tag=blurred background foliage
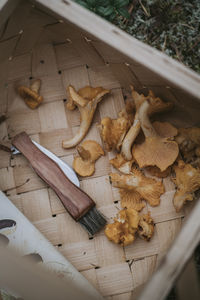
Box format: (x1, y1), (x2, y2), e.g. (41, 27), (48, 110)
(74, 0), (200, 74)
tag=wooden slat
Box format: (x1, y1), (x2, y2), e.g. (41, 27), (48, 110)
(10, 188), (52, 222)
(131, 255), (157, 288)
(138, 200), (200, 300)
(0, 2), (200, 298)
(32, 43), (58, 77)
(60, 240), (98, 271)
(7, 53), (31, 81)
(125, 228), (159, 261)
(7, 109), (41, 137)
(38, 101), (68, 132)
(88, 65), (121, 90)
(96, 263), (133, 296)
(35, 0), (200, 99)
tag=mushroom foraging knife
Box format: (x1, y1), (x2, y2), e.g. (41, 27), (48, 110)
(11, 132), (106, 235)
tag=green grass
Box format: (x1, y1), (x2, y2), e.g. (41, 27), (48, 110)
(74, 0), (200, 74)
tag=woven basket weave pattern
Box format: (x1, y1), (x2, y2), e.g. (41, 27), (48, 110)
(0, 1), (200, 299)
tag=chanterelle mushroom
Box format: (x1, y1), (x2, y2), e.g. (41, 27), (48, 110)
(138, 213), (154, 241)
(110, 153), (134, 174)
(121, 86), (173, 161)
(73, 140), (104, 177)
(175, 127), (200, 168)
(105, 208), (140, 246)
(145, 121), (178, 178)
(100, 115), (130, 152)
(109, 167), (165, 206)
(132, 99), (179, 171)
(172, 160), (200, 212)
(63, 85), (109, 148)
(175, 127), (200, 154)
(119, 189), (145, 212)
(18, 79), (43, 109)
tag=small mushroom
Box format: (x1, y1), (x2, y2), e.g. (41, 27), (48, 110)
(121, 86), (174, 160)
(138, 213), (154, 241)
(175, 127), (200, 151)
(63, 85), (109, 148)
(99, 115), (130, 152)
(109, 167), (165, 206)
(132, 99), (179, 171)
(172, 160), (200, 212)
(105, 208), (140, 246)
(73, 140), (104, 177)
(152, 121), (178, 139)
(18, 79), (43, 109)
(175, 127), (200, 167)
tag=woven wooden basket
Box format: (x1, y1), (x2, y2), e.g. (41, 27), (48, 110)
(0, 1), (200, 299)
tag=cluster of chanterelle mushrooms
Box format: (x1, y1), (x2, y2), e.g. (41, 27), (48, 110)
(18, 81), (200, 247)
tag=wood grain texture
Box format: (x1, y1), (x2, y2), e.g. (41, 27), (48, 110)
(0, 1), (200, 298)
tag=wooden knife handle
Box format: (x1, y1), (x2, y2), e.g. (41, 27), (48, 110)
(12, 132), (95, 221)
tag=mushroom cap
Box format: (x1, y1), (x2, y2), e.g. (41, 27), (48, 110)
(73, 140), (104, 177)
(30, 79), (41, 93)
(145, 122), (176, 177)
(18, 85), (43, 109)
(133, 137), (179, 172)
(153, 121), (178, 138)
(105, 208), (139, 246)
(175, 127), (200, 155)
(109, 172), (139, 190)
(148, 90), (174, 115)
(131, 86), (173, 116)
(146, 166), (171, 178)
(110, 153), (134, 174)
(120, 189), (145, 211)
(73, 156), (95, 177)
(100, 116), (130, 151)
(80, 140), (104, 162)
(173, 160), (200, 212)
(110, 153), (128, 169)
(138, 213), (154, 241)
(67, 85), (89, 108)
(110, 169), (164, 206)
(78, 86), (105, 100)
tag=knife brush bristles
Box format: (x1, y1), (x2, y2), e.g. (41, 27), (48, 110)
(79, 207), (107, 236)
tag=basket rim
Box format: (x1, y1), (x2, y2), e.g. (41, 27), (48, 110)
(28, 0), (200, 100)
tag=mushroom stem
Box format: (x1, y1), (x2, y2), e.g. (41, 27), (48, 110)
(62, 103), (96, 148)
(62, 87), (109, 148)
(133, 98), (179, 171)
(121, 86), (173, 160)
(138, 100), (158, 138)
(121, 86), (145, 160)
(121, 113), (141, 160)
(30, 79), (40, 93)
(77, 145), (91, 161)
